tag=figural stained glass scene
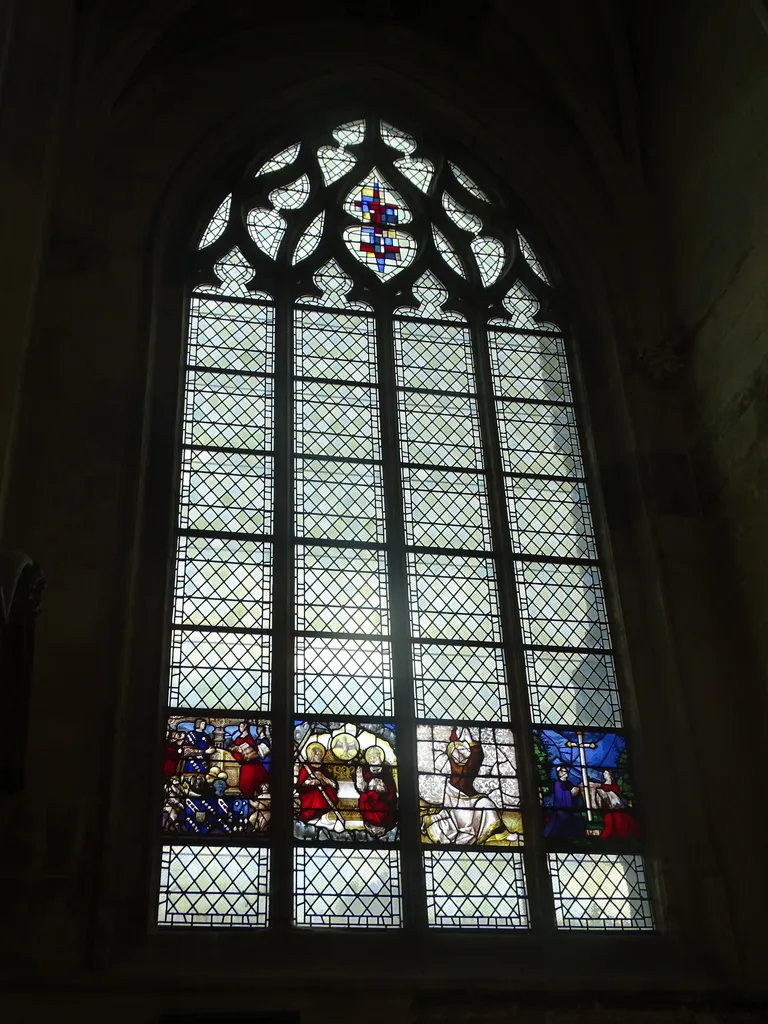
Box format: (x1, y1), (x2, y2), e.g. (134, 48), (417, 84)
(294, 720), (398, 842)
(533, 728), (640, 847)
(157, 115), (654, 931)
(418, 725), (523, 846)
(162, 716), (271, 836)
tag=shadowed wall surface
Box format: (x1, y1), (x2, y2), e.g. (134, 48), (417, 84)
(0, 0), (766, 1018)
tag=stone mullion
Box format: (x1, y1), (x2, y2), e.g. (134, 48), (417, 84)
(268, 290), (294, 930)
(376, 303), (426, 930)
(469, 314), (555, 932)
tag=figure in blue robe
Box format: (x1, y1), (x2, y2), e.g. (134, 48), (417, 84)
(181, 719), (214, 775)
(543, 765), (587, 840)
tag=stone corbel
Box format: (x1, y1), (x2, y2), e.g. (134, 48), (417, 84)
(0, 552), (43, 622)
(634, 329), (686, 385)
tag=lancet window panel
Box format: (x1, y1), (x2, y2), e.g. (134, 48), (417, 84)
(157, 115), (655, 935)
(178, 449), (273, 536)
(489, 329), (572, 404)
(424, 850), (529, 929)
(182, 370), (274, 453)
(407, 553), (502, 644)
(294, 307), (377, 384)
(294, 380), (381, 461)
(188, 298), (275, 375)
(172, 536), (272, 632)
(412, 643), (510, 722)
(168, 629), (272, 712)
(295, 636), (393, 716)
(398, 391), (485, 470)
(394, 319), (475, 395)
(402, 467), (492, 553)
(296, 545), (389, 636)
(296, 458), (385, 544)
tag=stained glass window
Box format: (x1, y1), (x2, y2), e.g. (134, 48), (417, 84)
(159, 117), (654, 934)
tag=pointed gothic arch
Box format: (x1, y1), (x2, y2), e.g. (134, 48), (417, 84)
(156, 115), (654, 933)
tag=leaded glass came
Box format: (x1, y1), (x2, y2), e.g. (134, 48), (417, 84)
(158, 117), (654, 934)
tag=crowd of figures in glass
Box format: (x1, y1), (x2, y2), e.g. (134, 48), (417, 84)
(162, 717), (271, 835)
(156, 115), (654, 931)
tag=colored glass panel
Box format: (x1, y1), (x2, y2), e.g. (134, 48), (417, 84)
(162, 716), (271, 836)
(356, 181), (400, 272)
(417, 724), (522, 846)
(533, 728), (639, 847)
(293, 720), (398, 841)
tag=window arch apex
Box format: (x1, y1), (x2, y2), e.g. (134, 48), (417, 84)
(193, 115), (558, 326)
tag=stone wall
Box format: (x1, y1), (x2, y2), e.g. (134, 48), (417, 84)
(0, 0), (765, 1009)
(632, 0), (768, 983)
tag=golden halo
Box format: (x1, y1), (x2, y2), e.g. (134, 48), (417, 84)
(305, 742), (326, 761)
(447, 739), (472, 763)
(364, 745), (385, 765)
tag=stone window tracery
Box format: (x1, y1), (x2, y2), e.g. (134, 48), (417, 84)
(157, 117), (653, 933)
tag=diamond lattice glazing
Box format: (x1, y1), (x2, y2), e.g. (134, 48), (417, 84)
(173, 536), (272, 631)
(296, 545), (389, 635)
(294, 848), (402, 928)
(403, 468), (491, 551)
(183, 370), (273, 452)
(179, 449), (273, 535)
(514, 561), (611, 650)
(295, 380), (380, 460)
(413, 643), (509, 721)
(158, 845), (270, 927)
(548, 853), (653, 930)
(296, 459), (385, 544)
(524, 649), (621, 728)
(408, 553), (501, 642)
(505, 476), (596, 560)
(295, 635), (393, 716)
(424, 850), (529, 928)
(168, 629), (271, 711)
(188, 298), (274, 374)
